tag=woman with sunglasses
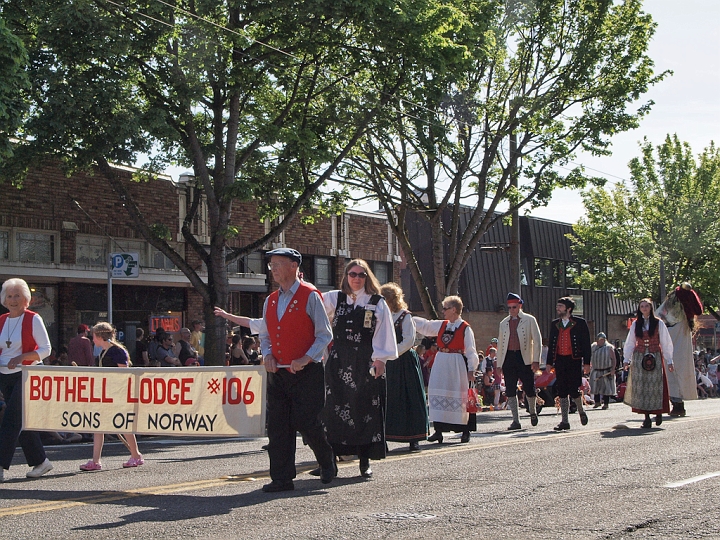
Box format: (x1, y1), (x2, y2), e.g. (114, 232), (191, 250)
(622, 298), (674, 428)
(322, 259), (397, 478)
(413, 296), (480, 444)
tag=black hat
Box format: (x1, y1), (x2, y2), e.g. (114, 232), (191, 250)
(266, 247), (302, 265)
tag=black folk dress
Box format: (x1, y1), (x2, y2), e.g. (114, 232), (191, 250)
(324, 293), (387, 461)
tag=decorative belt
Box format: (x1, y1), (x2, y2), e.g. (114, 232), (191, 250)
(438, 348), (464, 353)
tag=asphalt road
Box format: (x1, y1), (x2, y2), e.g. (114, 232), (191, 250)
(2, 399), (720, 539)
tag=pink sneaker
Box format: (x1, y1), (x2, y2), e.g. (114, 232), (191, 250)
(123, 457), (145, 468)
(79, 460), (102, 471)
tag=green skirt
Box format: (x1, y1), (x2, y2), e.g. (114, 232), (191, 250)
(385, 349), (429, 442)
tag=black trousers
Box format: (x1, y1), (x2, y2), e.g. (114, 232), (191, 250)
(0, 371), (47, 470)
(266, 362), (334, 483)
(503, 350), (535, 398)
(554, 354), (582, 399)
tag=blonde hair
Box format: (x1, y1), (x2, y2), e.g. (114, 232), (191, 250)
(340, 259), (382, 296)
(380, 282), (407, 312)
(92, 322), (131, 364)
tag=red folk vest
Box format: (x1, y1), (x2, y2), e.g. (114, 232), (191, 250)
(557, 325), (573, 356)
(265, 282), (319, 367)
(437, 320), (468, 353)
(0, 309), (39, 364)
(634, 329), (661, 353)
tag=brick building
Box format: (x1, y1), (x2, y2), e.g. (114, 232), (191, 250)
(0, 162), (401, 352)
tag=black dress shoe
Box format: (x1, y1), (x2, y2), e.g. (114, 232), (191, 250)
(460, 432), (470, 443)
(553, 422), (570, 431)
(359, 457), (372, 478)
(427, 431), (443, 443)
(579, 411), (588, 426)
(641, 417), (652, 429)
(262, 480), (294, 493)
(320, 462), (338, 484)
(507, 421), (522, 431)
(530, 414), (538, 427)
(308, 467), (321, 476)
(655, 414), (663, 426)
(409, 441), (421, 452)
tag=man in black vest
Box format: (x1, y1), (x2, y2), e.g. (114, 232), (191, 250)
(547, 297), (592, 431)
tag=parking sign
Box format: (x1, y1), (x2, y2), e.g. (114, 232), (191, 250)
(110, 252), (139, 278)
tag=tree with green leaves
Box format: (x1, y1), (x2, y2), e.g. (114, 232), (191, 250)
(341, 0), (667, 317)
(1, 0), (465, 361)
(0, 17), (29, 161)
(571, 135), (720, 316)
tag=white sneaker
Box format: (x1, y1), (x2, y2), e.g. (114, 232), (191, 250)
(26, 458), (53, 478)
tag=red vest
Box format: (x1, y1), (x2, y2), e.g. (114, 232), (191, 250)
(634, 329), (661, 353)
(437, 320), (468, 353)
(265, 282), (319, 367)
(557, 325), (573, 356)
(0, 309), (39, 364)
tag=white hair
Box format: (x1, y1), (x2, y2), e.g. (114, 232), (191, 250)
(1, 278), (32, 306)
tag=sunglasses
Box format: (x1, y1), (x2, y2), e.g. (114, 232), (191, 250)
(348, 271), (367, 279)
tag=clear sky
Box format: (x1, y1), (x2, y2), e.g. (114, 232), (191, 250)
(530, 0), (720, 224)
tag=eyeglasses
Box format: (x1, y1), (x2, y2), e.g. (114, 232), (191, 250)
(348, 271), (367, 279)
(441, 305), (452, 310)
(508, 305), (520, 309)
(267, 262), (288, 270)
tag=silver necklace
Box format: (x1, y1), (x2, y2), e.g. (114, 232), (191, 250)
(4, 315), (23, 348)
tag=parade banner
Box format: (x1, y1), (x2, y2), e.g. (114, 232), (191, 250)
(22, 365), (266, 437)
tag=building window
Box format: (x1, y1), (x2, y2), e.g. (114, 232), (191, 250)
(566, 263), (581, 289)
(0, 231), (8, 260)
(228, 251), (264, 275)
(17, 232), (55, 263)
(150, 245), (176, 270)
(534, 258), (552, 287)
(314, 257), (333, 287)
(114, 240), (147, 267)
(372, 261), (391, 285)
(76, 236), (107, 266)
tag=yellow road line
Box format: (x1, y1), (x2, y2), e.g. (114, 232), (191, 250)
(0, 413), (710, 517)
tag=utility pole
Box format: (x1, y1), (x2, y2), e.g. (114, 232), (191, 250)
(509, 131), (521, 293)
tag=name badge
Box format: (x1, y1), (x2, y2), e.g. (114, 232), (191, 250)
(364, 309), (374, 328)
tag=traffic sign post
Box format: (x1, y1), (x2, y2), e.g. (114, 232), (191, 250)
(108, 252), (140, 324)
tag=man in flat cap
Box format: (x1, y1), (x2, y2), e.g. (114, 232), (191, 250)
(214, 247), (336, 492)
(589, 332), (616, 410)
(547, 297), (592, 430)
(497, 293), (542, 430)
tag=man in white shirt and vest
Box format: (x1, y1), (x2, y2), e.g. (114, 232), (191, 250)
(214, 248), (335, 493)
(497, 293), (542, 430)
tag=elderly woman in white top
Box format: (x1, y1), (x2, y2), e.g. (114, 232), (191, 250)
(0, 278), (54, 482)
(623, 298), (674, 428)
(322, 259), (397, 478)
(414, 295), (480, 444)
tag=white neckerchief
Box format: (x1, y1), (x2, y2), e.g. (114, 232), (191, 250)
(347, 289), (372, 307)
(446, 318), (464, 331)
